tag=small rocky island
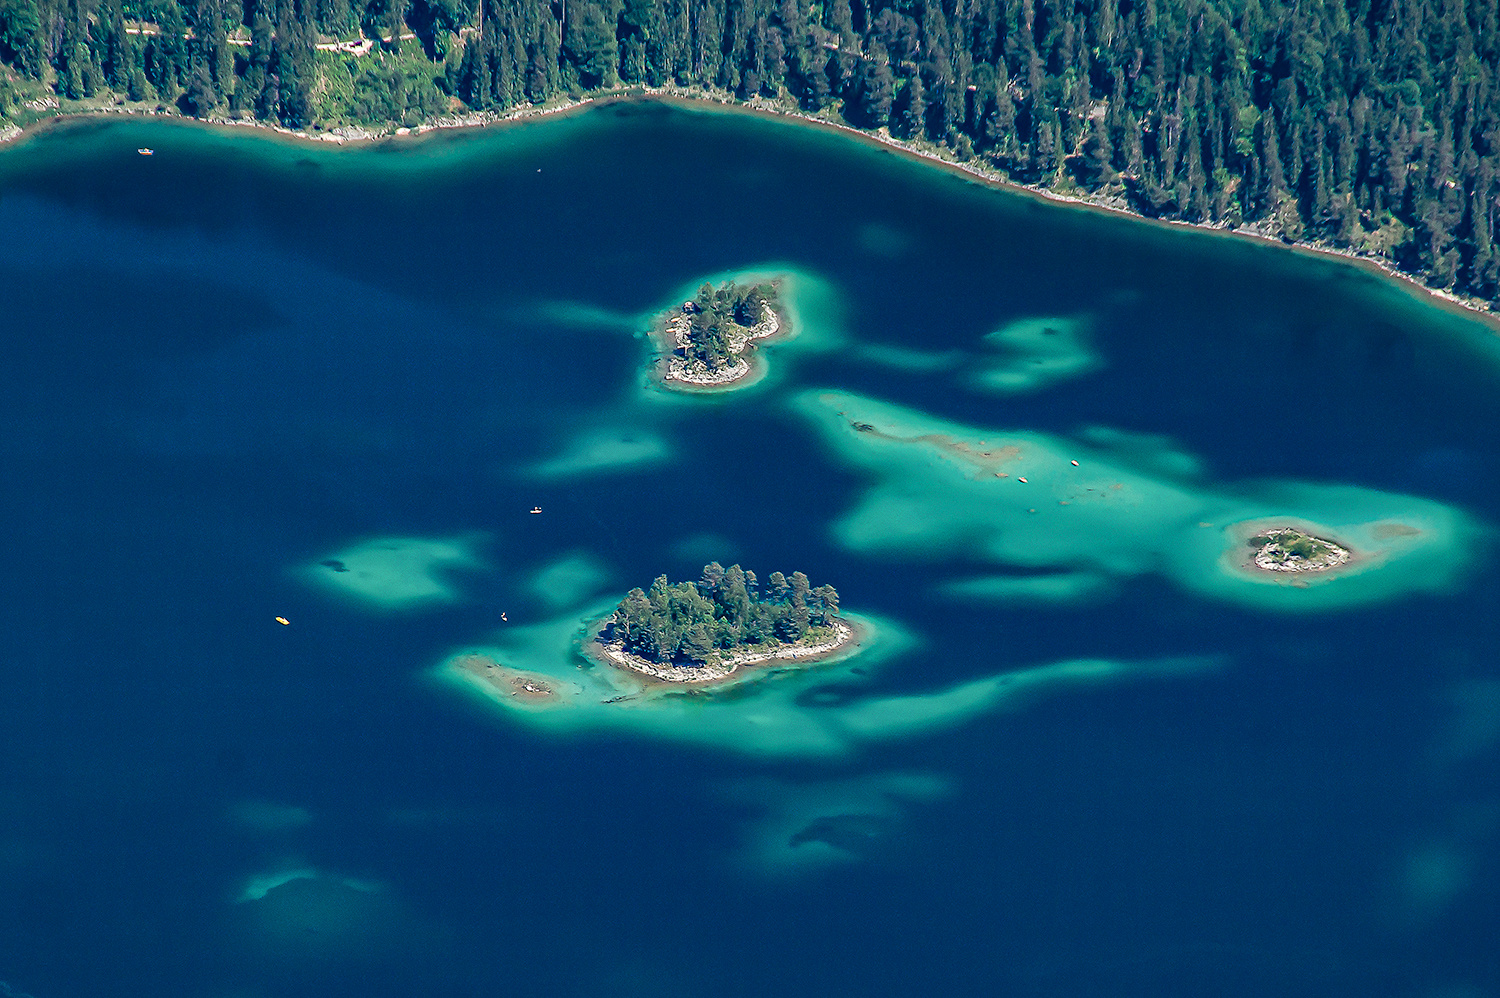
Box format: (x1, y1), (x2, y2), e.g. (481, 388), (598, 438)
(655, 281), (783, 388)
(1246, 526), (1352, 573)
(590, 562), (853, 683)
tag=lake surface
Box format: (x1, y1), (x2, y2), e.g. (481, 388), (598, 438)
(2, 101), (1499, 998)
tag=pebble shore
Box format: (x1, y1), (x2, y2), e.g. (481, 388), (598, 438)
(593, 620), (854, 684)
(662, 302), (781, 388)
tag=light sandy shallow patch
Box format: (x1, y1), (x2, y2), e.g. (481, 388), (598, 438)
(227, 800), (313, 833)
(1388, 840), (1476, 925)
(1188, 496), (1480, 609)
(235, 868), (383, 904)
(855, 221), (913, 258)
(795, 389), (1485, 612)
(523, 300), (641, 332)
(937, 570), (1114, 605)
(301, 535), (485, 610)
(670, 531), (740, 565)
(226, 866), (422, 966)
(432, 599), (1220, 758)
(530, 428), (669, 478)
(527, 552), (611, 610)
(721, 770), (954, 874)
(968, 314), (1101, 394)
(1076, 425), (1206, 480)
(450, 653), (587, 705)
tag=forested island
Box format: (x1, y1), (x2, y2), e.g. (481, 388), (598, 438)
(2, 0), (1498, 307)
(590, 562), (852, 683)
(655, 280), (782, 387)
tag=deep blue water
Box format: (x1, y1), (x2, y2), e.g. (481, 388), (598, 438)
(1, 102), (1499, 997)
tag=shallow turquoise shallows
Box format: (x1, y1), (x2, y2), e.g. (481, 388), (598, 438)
(2, 101), (1499, 998)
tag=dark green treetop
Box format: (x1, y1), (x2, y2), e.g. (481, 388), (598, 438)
(607, 562), (839, 665)
(677, 280), (777, 372)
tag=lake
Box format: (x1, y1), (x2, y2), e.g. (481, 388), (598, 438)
(1, 100), (1498, 998)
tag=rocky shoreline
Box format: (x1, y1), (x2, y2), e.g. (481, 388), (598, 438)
(0, 94), (590, 146)
(1248, 527), (1352, 573)
(661, 301), (781, 388)
(591, 618), (854, 684)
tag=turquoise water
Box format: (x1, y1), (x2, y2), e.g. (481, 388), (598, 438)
(2, 102), (1499, 997)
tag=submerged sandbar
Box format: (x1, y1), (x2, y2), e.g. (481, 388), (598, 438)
(434, 600), (1218, 758)
(451, 653), (582, 706)
(794, 389), (1480, 612)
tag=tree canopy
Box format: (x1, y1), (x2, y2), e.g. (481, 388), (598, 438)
(607, 562), (840, 665)
(676, 280), (775, 371)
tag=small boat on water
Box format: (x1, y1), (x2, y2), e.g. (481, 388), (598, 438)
(137, 148), (154, 156)
(529, 507), (543, 514)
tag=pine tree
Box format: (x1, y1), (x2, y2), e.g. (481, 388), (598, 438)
(852, 41), (894, 127)
(892, 71), (924, 138)
(1080, 113), (1113, 184)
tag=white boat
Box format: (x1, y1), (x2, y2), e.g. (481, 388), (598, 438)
(137, 148), (154, 156)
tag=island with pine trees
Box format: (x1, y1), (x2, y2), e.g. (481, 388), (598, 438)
(586, 562), (854, 683)
(652, 280), (786, 390)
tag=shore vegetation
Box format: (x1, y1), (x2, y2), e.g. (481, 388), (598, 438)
(602, 562), (841, 670)
(657, 280), (781, 386)
(2, 0), (1497, 308)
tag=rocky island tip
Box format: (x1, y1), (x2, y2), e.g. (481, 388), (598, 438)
(652, 279), (788, 392)
(451, 654), (582, 706)
(1219, 518), (1378, 586)
(586, 562), (853, 684)
(1243, 526), (1352, 574)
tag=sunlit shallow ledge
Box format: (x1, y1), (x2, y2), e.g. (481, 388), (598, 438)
(795, 389), (1486, 613)
(235, 867), (383, 904)
(527, 429), (670, 479)
(430, 601), (1222, 758)
(430, 604), (902, 758)
(300, 535), (487, 610)
(1186, 498), (1483, 610)
(447, 608), (873, 708)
